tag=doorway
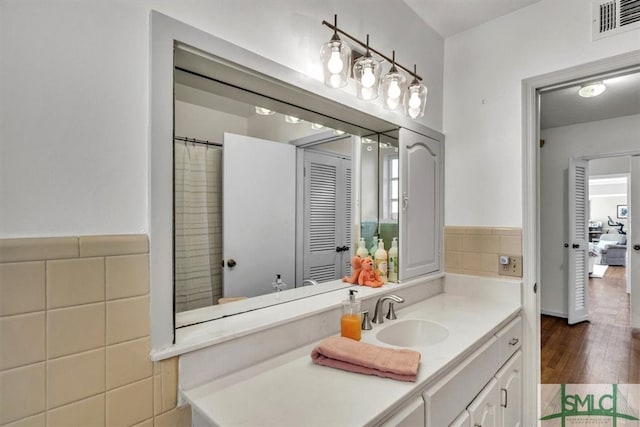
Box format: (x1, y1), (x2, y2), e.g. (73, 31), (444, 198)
(521, 50), (640, 422)
(538, 72), (639, 383)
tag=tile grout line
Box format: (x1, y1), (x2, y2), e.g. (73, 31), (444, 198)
(103, 254), (107, 425)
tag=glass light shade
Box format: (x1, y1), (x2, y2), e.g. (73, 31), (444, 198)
(320, 36), (351, 89)
(255, 106), (275, 115)
(381, 68), (406, 110)
(578, 82), (606, 98)
(404, 79), (427, 119)
(353, 55), (381, 100)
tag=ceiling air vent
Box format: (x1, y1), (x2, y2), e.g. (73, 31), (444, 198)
(593, 0), (640, 39)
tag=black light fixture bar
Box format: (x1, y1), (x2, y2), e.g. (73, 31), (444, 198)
(322, 15), (423, 81)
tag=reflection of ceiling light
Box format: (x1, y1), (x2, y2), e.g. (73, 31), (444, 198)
(333, 130), (345, 136)
(578, 82), (606, 98)
(362, 138), (374, 144)
(379, 142), (390, 148)
(311, 123), (324, 130)
(285, 115), (303, 124)
(255, 106), (275, 115)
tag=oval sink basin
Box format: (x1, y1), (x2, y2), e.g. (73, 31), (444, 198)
(375, 319), (449, 347)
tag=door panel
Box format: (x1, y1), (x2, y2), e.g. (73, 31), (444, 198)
(568, 158), (589, 324)
(303, 151), (352, 282)
(631, 155), (640, 328)
(223, 133), (296, 298)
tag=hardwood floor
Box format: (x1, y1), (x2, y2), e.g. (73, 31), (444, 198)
(541, 266), (640, 384)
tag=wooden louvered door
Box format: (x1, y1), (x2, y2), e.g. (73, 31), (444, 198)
(568, 158), (589, 324)
(303, 151), (352, 283)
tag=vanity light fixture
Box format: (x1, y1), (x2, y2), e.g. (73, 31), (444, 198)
(321, 15), (427, 120)
(352, 35), (381, 101)
(285, 115), (303, 124)
(404, 64), (427, 119)
(255, 106), (275, 115)
(320, 15), (351, 88)
(578, 82), (606, 98)
(381, 51), (406, 110)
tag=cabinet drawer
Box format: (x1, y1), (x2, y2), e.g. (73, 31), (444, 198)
(423, 337), (499, 427)
(496, 316), (522, 367)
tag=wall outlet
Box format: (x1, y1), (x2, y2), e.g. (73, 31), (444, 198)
(498, 255), (523, 277)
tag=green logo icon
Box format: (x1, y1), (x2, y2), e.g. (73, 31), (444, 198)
(541, 384), (639, 426)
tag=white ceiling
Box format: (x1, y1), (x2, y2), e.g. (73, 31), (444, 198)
(403, 0), (542, 38)
(402, 2), (640, 129)
(540, 72), (640, 129)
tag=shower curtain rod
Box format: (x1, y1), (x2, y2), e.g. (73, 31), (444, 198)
(174, 136), (222, 147)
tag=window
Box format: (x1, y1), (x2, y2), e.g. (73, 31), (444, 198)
(383, 153), (399, 221)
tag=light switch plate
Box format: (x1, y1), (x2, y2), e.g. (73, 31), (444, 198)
(498, 255), (522, 277)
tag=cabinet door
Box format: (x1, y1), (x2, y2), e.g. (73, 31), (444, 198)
(468, 378), (499, 427)
(450, 410), (470, 427)
(303, 151), (352, 282)
(380, 396), (425, 427)
(496, 350), (522, 427)
(399, 128), (443, 280)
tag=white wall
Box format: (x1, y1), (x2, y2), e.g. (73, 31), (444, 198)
(590, 156), (630, 175)
(539, 115), (639, 316)
(590, 195), (628, 234)
(443, 0), (640, 227)
(0, 0), (443, 238)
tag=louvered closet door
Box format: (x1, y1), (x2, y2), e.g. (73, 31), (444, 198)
(568, 158), (589, 324)
(303, 151), (351, 282)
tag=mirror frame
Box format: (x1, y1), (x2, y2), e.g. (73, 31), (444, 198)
(150, 11), (443, 353)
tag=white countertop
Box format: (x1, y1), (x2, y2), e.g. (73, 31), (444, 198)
(182, 289), (521, 427)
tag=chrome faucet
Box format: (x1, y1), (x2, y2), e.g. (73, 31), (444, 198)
(372, 294), (405, 324)
(302, 279), (319, 286)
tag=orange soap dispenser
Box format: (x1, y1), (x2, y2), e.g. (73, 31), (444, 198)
(341, 289), (361, 341)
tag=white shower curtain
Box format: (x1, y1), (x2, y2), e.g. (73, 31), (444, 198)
(174, 141), (223, 312)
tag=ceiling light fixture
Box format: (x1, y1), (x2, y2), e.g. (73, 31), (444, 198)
(320, 15), (351, 89)
(285, 115), (303, 124)
(333, 129), (346, 136)
(321, 15), (427, 120)
(255, 106), (275, 115)
(578, 82), (607, 98)
(311, 123), (324, 130)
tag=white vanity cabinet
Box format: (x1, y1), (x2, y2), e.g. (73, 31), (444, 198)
(496, 351), (523, 427)
(380, 397), (425, 427)
(422, 315), (522, 427)
(399, 128), (443, 281)
(450, 410), (470, 427)
(467, 378), (499, 427)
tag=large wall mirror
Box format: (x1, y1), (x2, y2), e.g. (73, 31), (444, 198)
(172, 44), (400, 328)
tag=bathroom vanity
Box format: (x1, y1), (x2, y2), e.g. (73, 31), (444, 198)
(180, 274), (522, 426)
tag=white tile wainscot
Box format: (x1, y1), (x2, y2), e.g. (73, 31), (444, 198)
(179, 274), (521, 426)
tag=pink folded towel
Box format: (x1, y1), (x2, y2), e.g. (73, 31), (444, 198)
(310, 336), (421, 382)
